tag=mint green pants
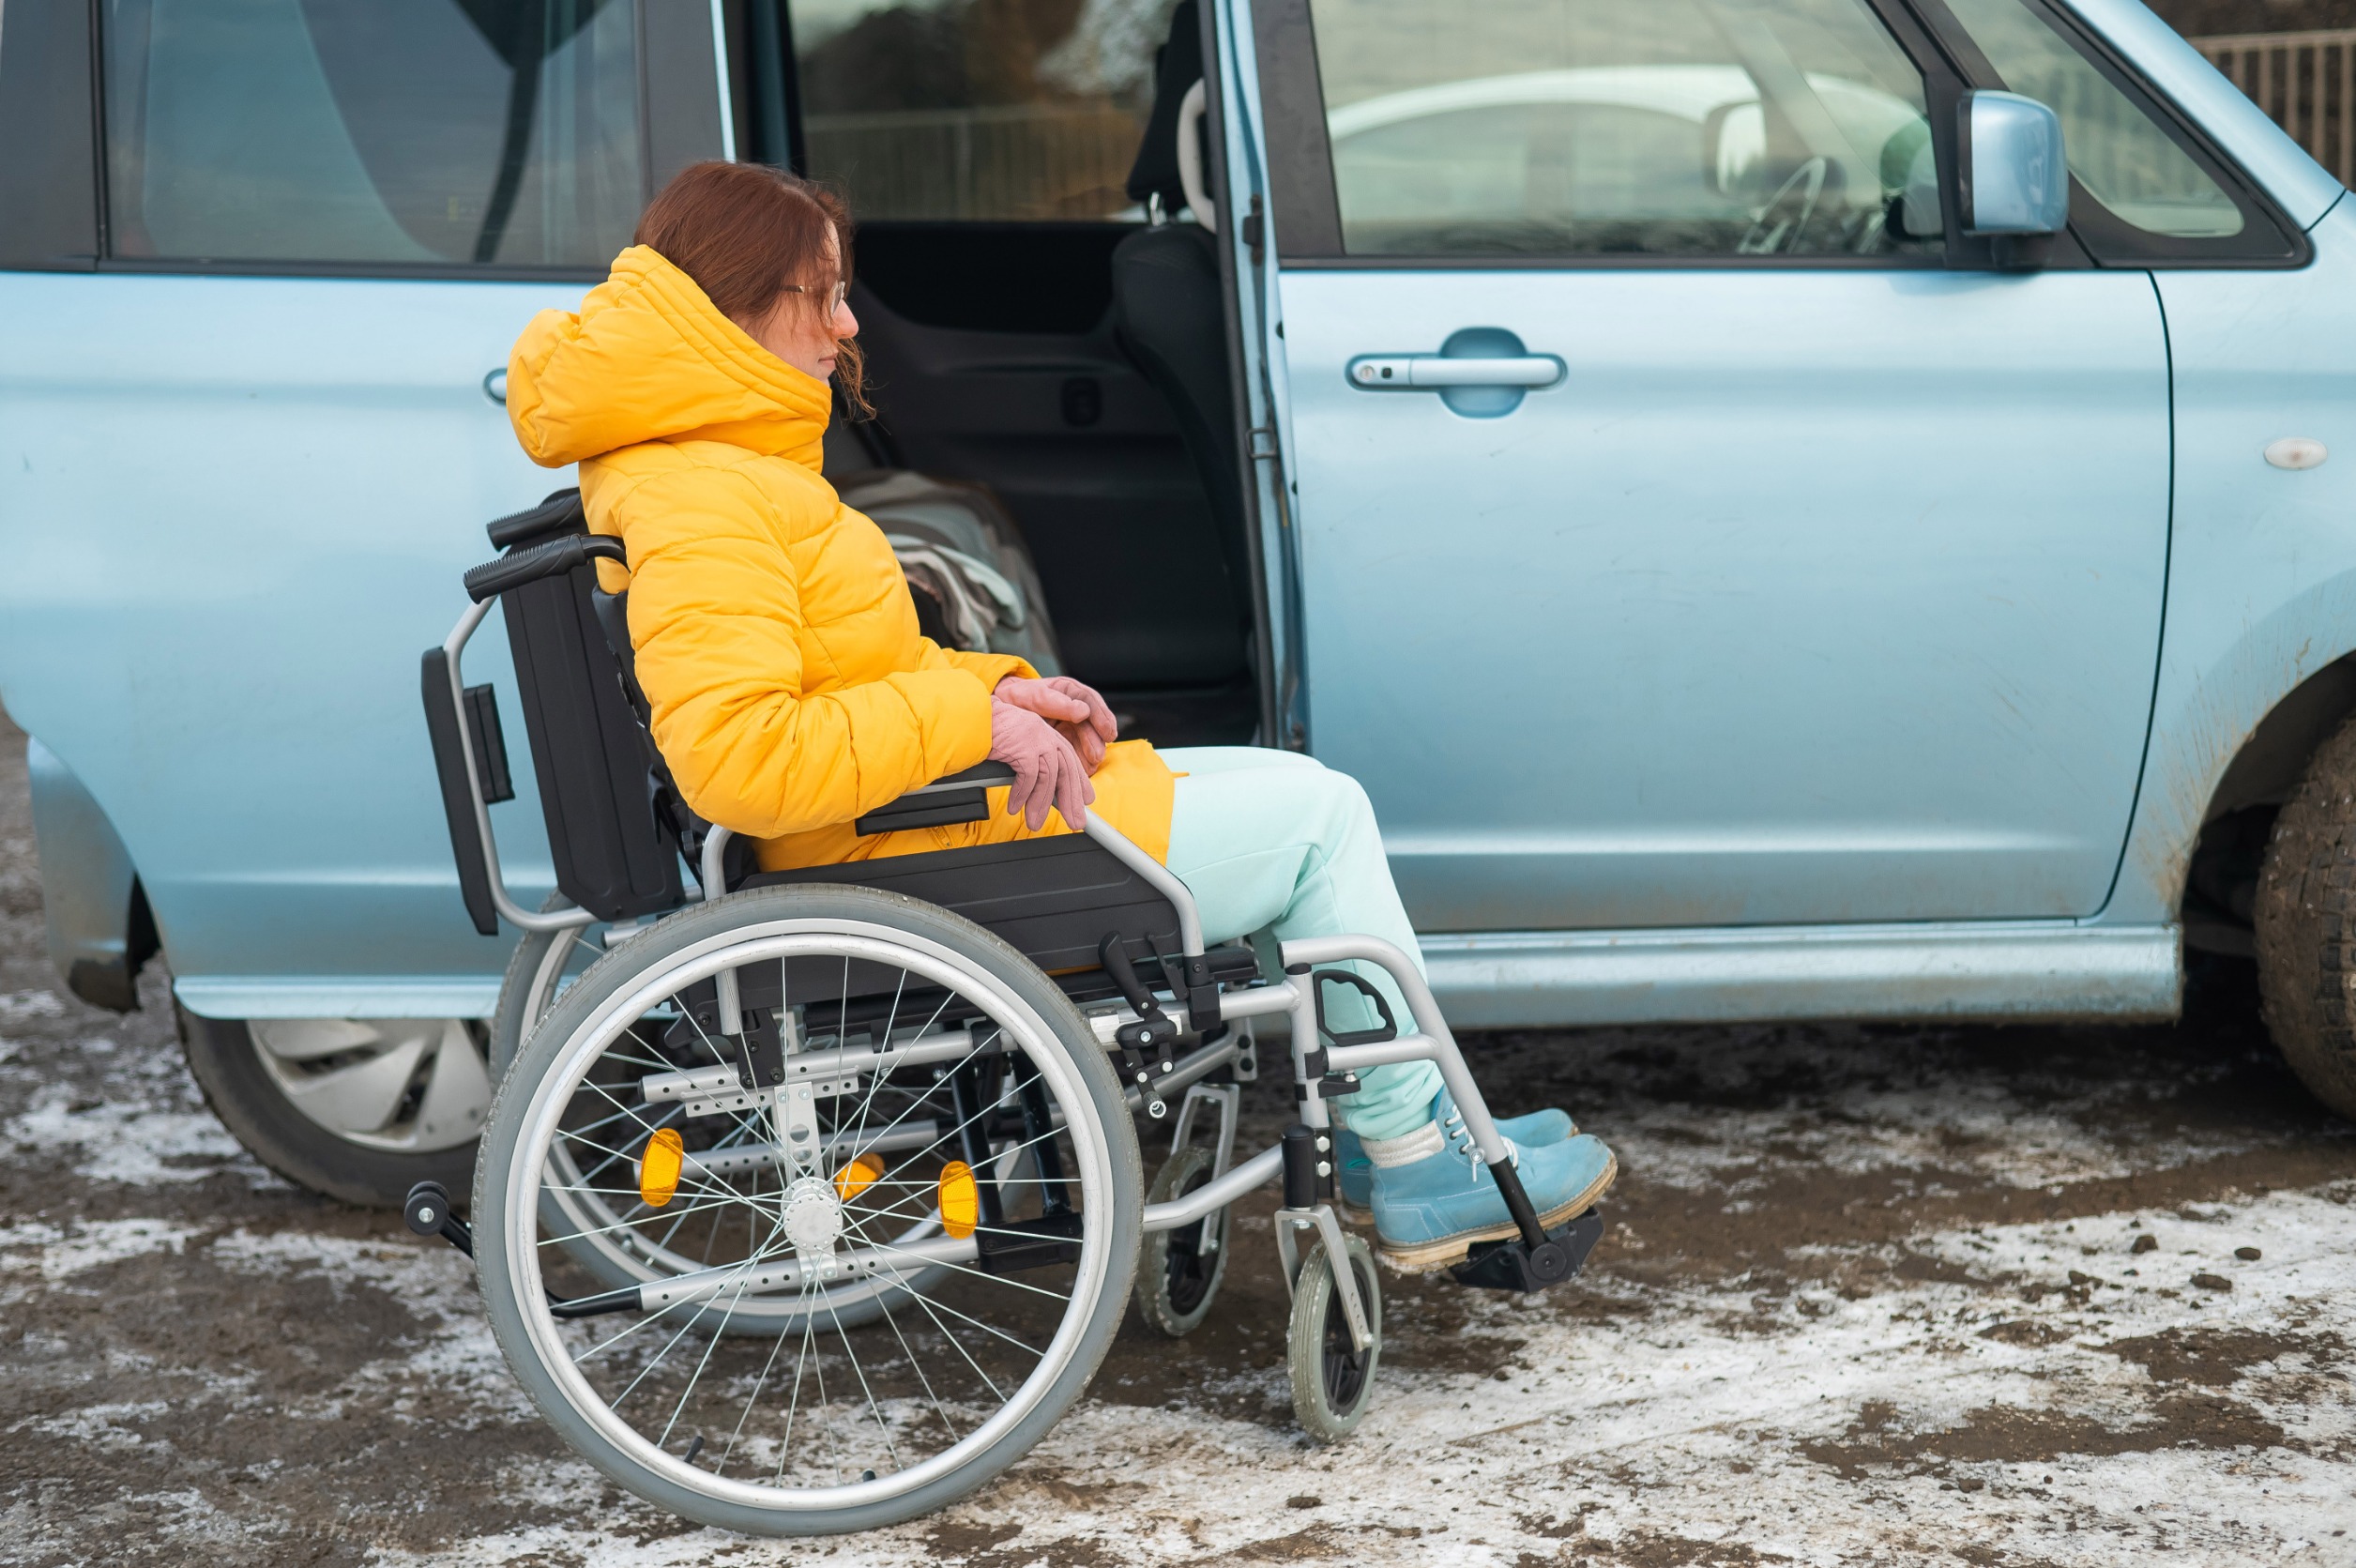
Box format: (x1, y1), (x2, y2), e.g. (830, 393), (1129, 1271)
(1161, 747), (1443, 1141)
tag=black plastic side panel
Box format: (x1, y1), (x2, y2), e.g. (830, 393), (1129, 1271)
(502, 565), (684, 921)
(747, 834), (1181, 974)
(0, 0), (101, 268)
(1251, 0), (1342, 259)
(462, 684), (515, 803)
(421, 650), (501, 936)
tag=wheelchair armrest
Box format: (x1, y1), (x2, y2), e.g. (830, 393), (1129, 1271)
(853, 761), (1017, 836)
(464, 533), (626, 602)
(900, 761), (1015, 796)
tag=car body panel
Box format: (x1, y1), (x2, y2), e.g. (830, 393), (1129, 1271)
(24, 736), (144, 1009)
(2105, 194), (2356, 929)
(1420, 918), (2180, 1027)
(1278, 264), (2170, 933)
(0, 272), (563, 1017)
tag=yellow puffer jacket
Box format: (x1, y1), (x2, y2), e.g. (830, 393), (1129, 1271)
(506, 245), (1173, 871)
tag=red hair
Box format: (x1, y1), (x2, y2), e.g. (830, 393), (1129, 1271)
(634, 161), (870, 416)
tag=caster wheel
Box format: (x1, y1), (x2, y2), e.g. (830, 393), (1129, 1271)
(1287, 1233), (1381, 1442)
(1135, 1144), (1230, 1336)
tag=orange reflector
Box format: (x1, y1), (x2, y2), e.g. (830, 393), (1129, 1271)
(834, 1152), (885, 1203)
(638, 1127), (684, 1208)
(938, 1160), (980, 1239)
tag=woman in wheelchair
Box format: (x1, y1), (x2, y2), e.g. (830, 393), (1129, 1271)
(507, 160), (1615, 1271)
(429, 159), (1619, 1530)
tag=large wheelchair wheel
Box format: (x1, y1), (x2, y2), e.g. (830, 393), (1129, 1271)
(474, 883), (1142, 1533)
(487, 898), (990, 1336)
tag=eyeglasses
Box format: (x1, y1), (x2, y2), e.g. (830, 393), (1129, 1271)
(786, 280), (849, 314)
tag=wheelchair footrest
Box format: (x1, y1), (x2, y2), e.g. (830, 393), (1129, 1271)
(1449, 1208), (1604, 1294)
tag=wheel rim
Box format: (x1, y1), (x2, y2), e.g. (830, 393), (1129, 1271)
(498, 917), (1117, 1511)
(1161, 1165), (1220, 1315)
(1319, 1254), (1373, 1411)
(249, 1018), (489, 1152)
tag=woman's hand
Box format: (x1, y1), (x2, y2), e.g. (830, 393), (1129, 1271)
(993, 676), (1117, 772)
(989, 701), (1096, 831)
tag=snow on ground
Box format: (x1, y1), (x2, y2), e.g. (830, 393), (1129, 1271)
(357, 1182), (2356, 1568)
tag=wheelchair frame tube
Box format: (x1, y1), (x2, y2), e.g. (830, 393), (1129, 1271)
(439, 600), (600, 936)
(1279, 934), (1509, 1165)
(1140, 1144), (1283, 1231)
(635, 1232), (980, 1310)
(700, 825), (732, 903)
(1084, 815), (1204, 954)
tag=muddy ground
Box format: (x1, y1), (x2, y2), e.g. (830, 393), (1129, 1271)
(4, 710), (2354, 1568)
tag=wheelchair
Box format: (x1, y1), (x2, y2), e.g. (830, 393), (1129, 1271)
(409, 492), (1604, 1534)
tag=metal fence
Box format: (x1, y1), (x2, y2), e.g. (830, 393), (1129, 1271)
(804, 103), (1145, 222)
(2193, 28), (2356, 187)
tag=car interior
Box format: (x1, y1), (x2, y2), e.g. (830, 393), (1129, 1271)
(767, 0), (1267, 750)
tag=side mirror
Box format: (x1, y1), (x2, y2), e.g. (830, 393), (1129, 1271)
(1961, 89), (2068, 236)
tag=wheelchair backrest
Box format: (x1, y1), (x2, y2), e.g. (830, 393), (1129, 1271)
(489, 493), (685, 923)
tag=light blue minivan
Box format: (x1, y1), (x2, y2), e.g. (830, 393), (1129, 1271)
(8, 0), (2356, 1205)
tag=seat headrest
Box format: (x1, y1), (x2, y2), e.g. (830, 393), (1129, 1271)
(1123, 0), (1204, 216)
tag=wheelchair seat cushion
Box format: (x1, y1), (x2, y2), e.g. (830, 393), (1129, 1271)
(745, 832), (1181, 975)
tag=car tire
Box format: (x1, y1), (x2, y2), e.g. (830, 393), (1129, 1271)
(2254, 714), (2356, 1119)
(177, 1006), (483, 1208)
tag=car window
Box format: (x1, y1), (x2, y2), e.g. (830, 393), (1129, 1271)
(1305, 0), (1940, 258)
(1938, 0), (2242, 239)
(102, 0), (646, 266)
(788, 0), (1175, 221)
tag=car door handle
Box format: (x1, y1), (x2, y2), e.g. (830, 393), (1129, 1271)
(1346, 354), (1564, 390)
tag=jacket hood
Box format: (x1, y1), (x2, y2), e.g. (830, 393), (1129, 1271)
(506, 245), (831, 470)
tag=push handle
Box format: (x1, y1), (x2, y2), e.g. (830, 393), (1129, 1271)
(485, 487), (585, 549)
(463, 533), (626, 602)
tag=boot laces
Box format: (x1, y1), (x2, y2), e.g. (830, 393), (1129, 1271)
(1441, 1104), (1514, 1170)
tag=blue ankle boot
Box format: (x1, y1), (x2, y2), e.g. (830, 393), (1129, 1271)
(1363, 1094), (1615, 1271)
(1333, 1102), (1574, 1222)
